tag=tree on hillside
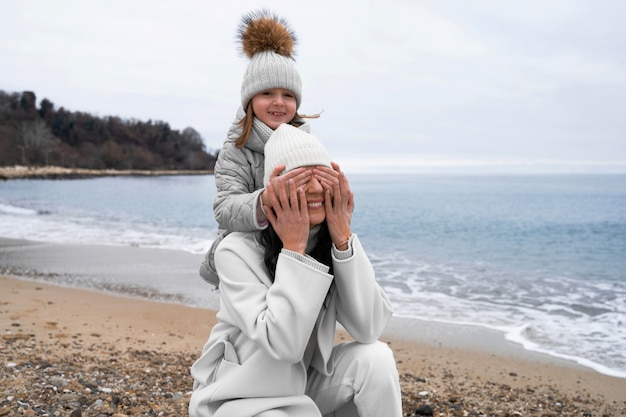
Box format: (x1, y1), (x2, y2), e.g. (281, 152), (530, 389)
(0, 90), (218, 171)
(19, 119), (59, 165)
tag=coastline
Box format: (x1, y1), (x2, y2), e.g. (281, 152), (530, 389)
(1, 239), (625, 415)
(0, 165), (213, 180)
(3, 275), (625, 416)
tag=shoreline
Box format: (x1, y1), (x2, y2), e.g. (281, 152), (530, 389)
(0, 165), (213, 180)
(1, 237), (621, 379)
(1, 237), (626, 415)
(2, 275), (625, 416)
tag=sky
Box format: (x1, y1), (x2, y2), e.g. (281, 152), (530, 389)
(1, 0), (625, 174)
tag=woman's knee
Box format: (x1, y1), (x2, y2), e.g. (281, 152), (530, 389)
(343, 340), (397, 372)
(359, 340), (394, 361)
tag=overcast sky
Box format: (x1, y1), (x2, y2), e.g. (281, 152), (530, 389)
(2, 0), (625, 173)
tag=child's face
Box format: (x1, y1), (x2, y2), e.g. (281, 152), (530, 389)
(251, 88), (297, 130)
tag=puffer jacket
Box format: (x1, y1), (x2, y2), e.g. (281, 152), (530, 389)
(199, 107), (311, 287)
(189, 231), (394, 417)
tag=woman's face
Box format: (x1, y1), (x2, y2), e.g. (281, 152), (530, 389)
(300, 167), (327, 228)
(251, 88), (297, 130)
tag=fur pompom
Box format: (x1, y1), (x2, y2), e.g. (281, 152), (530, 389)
(238, 9), (297, 59)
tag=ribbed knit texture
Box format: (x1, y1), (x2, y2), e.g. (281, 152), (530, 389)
(263, 124), (331, 184)
(241, 50), (302, 109)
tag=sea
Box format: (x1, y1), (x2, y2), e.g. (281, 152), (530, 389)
(1, 173), (625, 378)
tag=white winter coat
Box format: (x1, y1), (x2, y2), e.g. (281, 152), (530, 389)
(189, 231), (393, 417)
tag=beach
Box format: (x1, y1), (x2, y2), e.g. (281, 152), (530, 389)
(2, 243), (625, 416)
(0, 165), (213, 180)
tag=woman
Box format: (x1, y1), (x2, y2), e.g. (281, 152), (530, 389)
(190, 124), (402, 417)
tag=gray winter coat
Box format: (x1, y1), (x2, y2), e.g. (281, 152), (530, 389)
(199, 107), (311, 287)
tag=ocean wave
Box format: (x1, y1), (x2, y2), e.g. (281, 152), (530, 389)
(0, 202), (37, 216)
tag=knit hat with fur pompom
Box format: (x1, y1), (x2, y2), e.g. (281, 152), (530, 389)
(264, 124), (331, 185)
(238, 9), (302, 110)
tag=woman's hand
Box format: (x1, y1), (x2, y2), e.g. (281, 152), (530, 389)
(264, 178), (310, 254)
(261, 165), (312, 208)
(315, 162), (354, 250)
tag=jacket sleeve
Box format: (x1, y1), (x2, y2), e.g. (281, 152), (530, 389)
(213, 141), (265, 232)
(332, 234), (394, 342)
(215, 234), (334, 363)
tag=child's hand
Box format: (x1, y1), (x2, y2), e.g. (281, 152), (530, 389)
(315, 163), (354, 250)
(312, 163), (339, 189)
(261, 165), (312, 208)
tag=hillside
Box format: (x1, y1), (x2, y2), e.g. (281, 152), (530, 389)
(0, 90), (217, 172)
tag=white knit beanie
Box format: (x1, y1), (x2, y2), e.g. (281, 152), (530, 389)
(263, 124), (332, 185)
(238, 10), (302, 110)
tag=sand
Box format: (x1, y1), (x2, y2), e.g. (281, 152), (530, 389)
(1, 236), (625, 416)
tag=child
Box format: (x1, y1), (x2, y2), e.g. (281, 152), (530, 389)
(200, 9), (319, 288)
(189, 124), (402, 417)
